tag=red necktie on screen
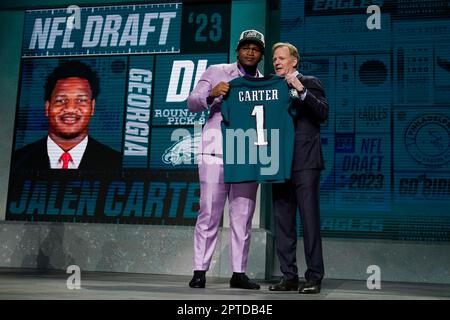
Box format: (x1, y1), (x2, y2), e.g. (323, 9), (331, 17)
(60, 152), (72, 169)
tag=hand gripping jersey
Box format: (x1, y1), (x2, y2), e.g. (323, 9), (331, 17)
(221, 74), (296, 183)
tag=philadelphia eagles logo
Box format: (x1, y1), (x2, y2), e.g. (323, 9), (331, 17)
(162, 132), (202, 165)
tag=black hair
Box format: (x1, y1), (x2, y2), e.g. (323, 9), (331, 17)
(44, 60), (100, 101)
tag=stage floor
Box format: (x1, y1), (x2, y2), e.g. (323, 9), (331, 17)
(0, 268), (449, 300)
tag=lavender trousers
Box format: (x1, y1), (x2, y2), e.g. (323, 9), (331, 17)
(193, 154), (258, 273)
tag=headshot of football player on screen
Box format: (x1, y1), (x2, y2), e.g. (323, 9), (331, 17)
(13, 60), (122, 171)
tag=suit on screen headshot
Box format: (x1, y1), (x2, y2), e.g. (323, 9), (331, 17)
(12, 60), (122, 172)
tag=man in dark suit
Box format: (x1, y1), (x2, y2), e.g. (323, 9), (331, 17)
(13, 60), (122, 172)
(269, 42), (328, 294)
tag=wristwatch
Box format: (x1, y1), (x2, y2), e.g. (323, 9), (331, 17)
(298, 87), (306, 95)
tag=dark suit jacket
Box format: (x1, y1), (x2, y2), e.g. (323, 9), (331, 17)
(12, 136), (122, 172)
(290, 73), (328, 171)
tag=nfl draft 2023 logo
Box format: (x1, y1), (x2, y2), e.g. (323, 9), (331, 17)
(405, 114), (450, 167)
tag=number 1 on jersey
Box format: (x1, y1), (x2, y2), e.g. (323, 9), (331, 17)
(251, 105), (268, 146)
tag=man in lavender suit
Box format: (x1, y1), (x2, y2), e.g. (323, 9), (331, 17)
(187, 30), (265, 289)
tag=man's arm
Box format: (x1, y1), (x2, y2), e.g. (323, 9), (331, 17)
(300, 77), (328, 123)
(187, 66), (215, 113)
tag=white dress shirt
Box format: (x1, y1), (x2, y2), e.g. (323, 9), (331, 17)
(47, 135), (88, 169)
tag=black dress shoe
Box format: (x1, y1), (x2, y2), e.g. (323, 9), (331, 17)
(268, 277), (299, 291)
(229, 273), (260, 290)
(298, 281), (321, 294)
(189, 271), (206, 288)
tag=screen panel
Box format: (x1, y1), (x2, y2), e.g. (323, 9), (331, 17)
(282, 0), (450, 242)
(6, 1), (231, 225)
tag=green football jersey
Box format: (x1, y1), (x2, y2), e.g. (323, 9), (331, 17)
(221, 74), (295, 183)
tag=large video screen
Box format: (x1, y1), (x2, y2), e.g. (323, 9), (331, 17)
(7, 0), (450, 243)
(6, 1), (230, 225)
(282, 0), (450, 241)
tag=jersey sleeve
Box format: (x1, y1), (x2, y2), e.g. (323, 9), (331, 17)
(221, 79), (238, 125)
(221, 95), (231, 125)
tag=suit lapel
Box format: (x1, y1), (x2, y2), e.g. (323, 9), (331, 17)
(78, 137), (92, 169)
(34, 138), (51, 169)
(229, 62), (240, 78)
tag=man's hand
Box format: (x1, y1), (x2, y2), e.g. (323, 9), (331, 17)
(285, 71), (305, 93)
(210, 81), (230, 97)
